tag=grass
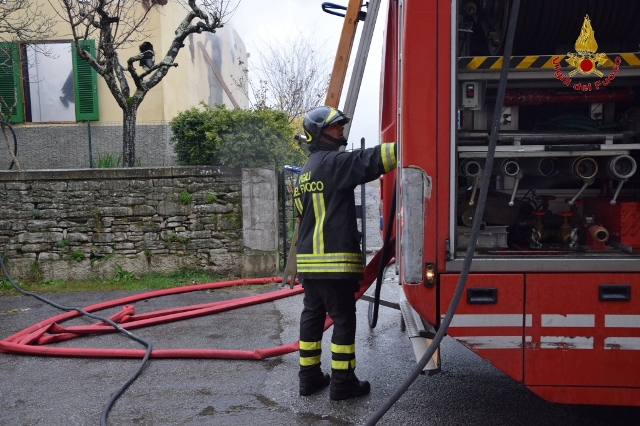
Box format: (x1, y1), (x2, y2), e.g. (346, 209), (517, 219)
(95, 152), (122, 168)
(94, 154), (142, 168)
(0, 269), (227, 297)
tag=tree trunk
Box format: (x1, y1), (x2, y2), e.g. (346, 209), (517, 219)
(123, 105), (138, 167)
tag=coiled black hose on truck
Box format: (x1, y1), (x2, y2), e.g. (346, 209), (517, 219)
(364, 0), (521, 423)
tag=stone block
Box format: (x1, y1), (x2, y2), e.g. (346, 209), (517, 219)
(186, 239), (211, 250)
(67, 233), (90, 242)
(129, 222), (161, 233)
(157, 201), (190, 216)
(33, 181), (67, 191)
(100, 206), (133, 217)
(92, 246), (114, 255)
(190, 223), (204, 231)
(133, 205), (156, 216)
(119, 197), (145, 206)
(115, 243), (135, 250)
(20, 243), (51, 252)
(39, 252), (61, 261)
(18, 232), (64, 243)
(143, 232), (159, 241)
(92, 233), (112, 243)
(190, 230), (211, 239)
(5, 182), (31, 191)
(193, 203), (234, 214)
(29, 220), (59, 229)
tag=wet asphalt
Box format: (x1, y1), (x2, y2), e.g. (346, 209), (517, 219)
(1, 184), (639, 425)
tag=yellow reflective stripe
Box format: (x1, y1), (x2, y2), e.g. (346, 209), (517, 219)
(620, 53), (640, 66)
(295, 197), (304, 215)
(380, 143), (397, 173)
(324, 108), (338, 123)
(300, 340), (322, 351)
(297, 253), (362, 262)
(515, 55), (537, 69)
(541, 56), (558, 68)
(467, 56), (488, 69)
(297, 263), (364, 273)
(489, 57), (503, 69)
(300, 355), (321, 367)
(331, 359), (356, 370)
(331, 343), (355, 354)
(312, 193), (325, 254)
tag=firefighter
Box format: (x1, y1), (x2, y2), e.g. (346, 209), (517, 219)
(294, 106), (397, 400)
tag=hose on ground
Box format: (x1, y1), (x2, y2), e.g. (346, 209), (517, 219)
(364, 0), (521, 423)
(0, 255), (152, 426)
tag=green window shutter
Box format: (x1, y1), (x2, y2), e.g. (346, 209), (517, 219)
(0, 42), (24, 123)
(72, 39), (99, 121)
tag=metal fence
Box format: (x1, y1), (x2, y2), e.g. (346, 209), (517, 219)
(1, 120), (177, 170)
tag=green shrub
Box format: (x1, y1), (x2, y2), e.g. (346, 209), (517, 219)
(55, 239), (71, 248)
(170, 104), (306, 169)
(206, 194), (217, 203)
(179, 190), (192, 205)
(71, 250), (84, 261)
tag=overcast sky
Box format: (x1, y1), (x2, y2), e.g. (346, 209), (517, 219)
(228, 0), (388, 150)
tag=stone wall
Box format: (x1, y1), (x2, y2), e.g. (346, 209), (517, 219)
(0, 166), (278, 281)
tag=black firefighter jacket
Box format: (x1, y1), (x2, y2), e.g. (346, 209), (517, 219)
(293, 143), (397, 280)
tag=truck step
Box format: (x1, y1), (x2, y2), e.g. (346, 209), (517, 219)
(399, 294), (441, 376)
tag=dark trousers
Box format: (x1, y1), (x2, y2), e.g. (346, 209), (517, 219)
(299, 279), (359, 384)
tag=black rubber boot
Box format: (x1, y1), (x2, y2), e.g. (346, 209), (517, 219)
(329, 376), (371, 401)
(299, 372), (331, 396)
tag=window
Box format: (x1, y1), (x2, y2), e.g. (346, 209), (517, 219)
(0, 40), (99, 123)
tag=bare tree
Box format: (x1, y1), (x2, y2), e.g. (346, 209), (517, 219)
(0, 0), (56, 45)
(56, 0), (236, 167)
(235, 33), (330, 122)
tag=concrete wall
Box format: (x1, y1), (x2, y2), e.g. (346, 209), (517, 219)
(4, 123), (176, 170)
(0, 166), (278, 282)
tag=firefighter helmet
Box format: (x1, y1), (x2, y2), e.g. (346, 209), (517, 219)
(302, 106), (350, 148)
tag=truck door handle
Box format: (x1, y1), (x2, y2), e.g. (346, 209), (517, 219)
(467, 288), (498, 304)
(599, 284), (631, 301)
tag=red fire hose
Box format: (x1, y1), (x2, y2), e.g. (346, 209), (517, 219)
(0, 243), (393, 360)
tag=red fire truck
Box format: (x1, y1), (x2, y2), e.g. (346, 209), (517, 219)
(377, 0), (640, 407)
